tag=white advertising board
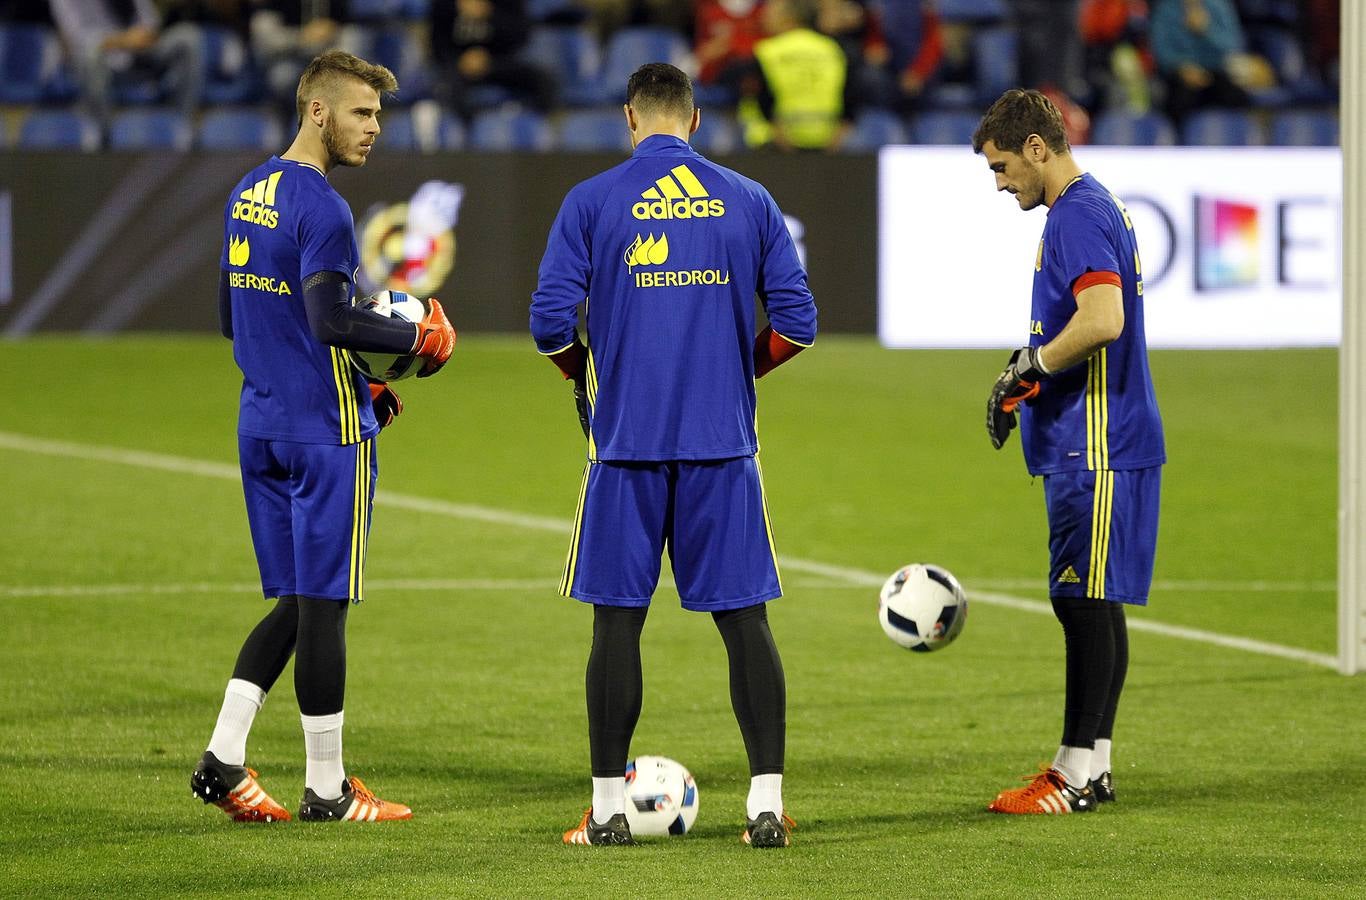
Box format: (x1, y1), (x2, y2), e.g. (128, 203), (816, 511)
(878, 146), (1342, 348)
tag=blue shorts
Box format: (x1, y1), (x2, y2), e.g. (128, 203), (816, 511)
(561, 457), (782, 612)
(1043, 466), (1161, 605)
(239, 435), (376, 603)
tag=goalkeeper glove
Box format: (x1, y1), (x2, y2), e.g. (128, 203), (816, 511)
(572, 375), (590, 438)
(368, 382), (403, 429)
(412, 298), (456, 378)
(986, 345), (1048, 450)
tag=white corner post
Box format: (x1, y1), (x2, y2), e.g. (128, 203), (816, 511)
(1340, 0), (1364, 675)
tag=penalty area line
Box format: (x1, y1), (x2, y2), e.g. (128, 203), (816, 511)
(0, 430), (1338, 670)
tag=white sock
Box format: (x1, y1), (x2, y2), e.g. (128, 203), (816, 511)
(747, 773), (783, 820)
(206, 679), (265, 767)
(1053, 745), (1092, 789)
(591, 776), (625, 824)
(301, 711), (345, 800)
(1092, 739), (1113, 779)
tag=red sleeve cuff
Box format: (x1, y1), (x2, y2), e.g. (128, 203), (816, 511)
(1072, 270), (1122, 296)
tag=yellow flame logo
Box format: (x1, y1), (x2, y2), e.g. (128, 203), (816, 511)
(624, 233), (669, 268)
(229, 235), (250, 267)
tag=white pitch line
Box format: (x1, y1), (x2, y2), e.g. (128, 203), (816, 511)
(0, 430), (1339, 669)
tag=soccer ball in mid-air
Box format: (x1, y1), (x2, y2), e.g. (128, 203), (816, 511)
(624, 756), (698, 836)
(348, 289), (427, 381)
(878, 563), (968, 652)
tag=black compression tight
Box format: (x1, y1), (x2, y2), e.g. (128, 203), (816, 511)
(229, 595), (349, 716)
(586, 604), (648, 778)
(1051, 595), (1128, 748)
(713, 604), (786, 776)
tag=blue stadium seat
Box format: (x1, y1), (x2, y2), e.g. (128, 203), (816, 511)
(557, 107), (631, 152)
(937, 0), (1008, 22)
(201, 25), (261, 106)
(378, 105), (466, 152)
(469, 107), (553, 151)
(108, 108), (193, 151)
(973, 27), (1018, 106)
(18, 109), (102, 151)
(528, 0), (584, 22)
(361, 25), (433, 103)
(1091, 110), (1177, 146)
(1181, 110), (1264, 146)
(0, 23), (65, 104)
(197, 108), (284, 151)
(910, 110), (979, 145)
(1270, 110), (1338, 147)
(523, 26), (602, 107)
(693, 113), (742, 155)
(844, 110), (909, 152)
(597, 27), (691, 104)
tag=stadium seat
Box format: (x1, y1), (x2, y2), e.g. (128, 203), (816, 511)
(597, 27), (692, 104)
(377, 105), (466, 152)
(1181, 109), (1264, 146)
(973, 27), (1018, 106)
(108, 107), (193, 151)
(201, 25), (261, 106)
(1090, 110), (1177, 146)
(1270, 110), (1338, 147)
(0, 23), (66, 104)
(693, 113), (742, 155)
(844, 110), (909, 152)
(910, 110), (979, 145)
(937, 0), (1008, 22)
(18, 109), (102, 151)
(527, 0), (585, 23)
(196, 108), (285, 151)
(522, 26), (602, 107)
(469, 107), (553, 151)
(361, 25), (433, 104)
(557, 107), (632, 152)
(1249, 26), (1333, 106)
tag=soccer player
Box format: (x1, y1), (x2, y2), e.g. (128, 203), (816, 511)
(530, 63), (817, 848)
(190, 50), (455, 824)
(974, 89), (1165, 814)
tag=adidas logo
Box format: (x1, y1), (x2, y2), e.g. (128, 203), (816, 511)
(1057, 566), (1081, 584)
(228, 235), (250, 267)
(624, 233), (669, 267)
(231, 170), (283, 229)
(632, 165), (725, 221)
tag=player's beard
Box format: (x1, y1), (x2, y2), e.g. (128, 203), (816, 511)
(322, 118), (365, 168)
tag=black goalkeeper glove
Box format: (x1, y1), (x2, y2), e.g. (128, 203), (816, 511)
(572, 374), (590, 438)
(986, 346), (1048, 450)
(368, 382), (403, 430)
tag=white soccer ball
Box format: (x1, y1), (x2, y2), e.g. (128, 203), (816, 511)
(878, 563), (968, 652)
(624, 755), (698, 837)
(348, 289), (427, 382)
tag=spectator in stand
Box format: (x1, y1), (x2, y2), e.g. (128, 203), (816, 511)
(815, 0), (894, 108)
(877, 0), (944, 115)
(741, 0), (856, 152)
(1149, 0), (1250, 124)
(1301, 0), (1339, 88)
(578, 0), (694, 44)
(51, 0), (207, 126)
(1012, 0), (1089, 103)
(695, 0), (765, 99)
(248, 1), (357, 116)
(429, 0), (557, 119)
(1079, 0), (1153, 114)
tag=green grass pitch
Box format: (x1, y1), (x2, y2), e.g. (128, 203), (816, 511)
(1, 337), (1361, 897)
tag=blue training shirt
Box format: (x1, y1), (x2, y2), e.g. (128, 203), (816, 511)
(1023, 172), (1165, 475)
(222, 156), (377, 445)
(530, 134), (817, 461)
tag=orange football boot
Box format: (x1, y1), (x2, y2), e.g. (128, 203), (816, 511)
(988, 766), (1097, 814)
(191, 751), (291, 823)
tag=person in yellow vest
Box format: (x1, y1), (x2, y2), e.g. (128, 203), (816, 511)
(740, 0), (857, 151)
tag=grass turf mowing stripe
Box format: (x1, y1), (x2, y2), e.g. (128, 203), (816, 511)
(0, 429), (1338, 670)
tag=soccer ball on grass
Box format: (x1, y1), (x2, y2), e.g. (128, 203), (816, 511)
(348, 289), (427, 382)
(624, 755), (698, 836)
(878, 563), (967, 652)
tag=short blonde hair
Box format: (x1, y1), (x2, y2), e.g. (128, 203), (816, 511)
(295, 50), (398, 123)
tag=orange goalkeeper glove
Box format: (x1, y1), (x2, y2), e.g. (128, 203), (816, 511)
(987, 346), (1048, 450)
(412, 298), (456, 378)
(368, 382), (403, 429)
